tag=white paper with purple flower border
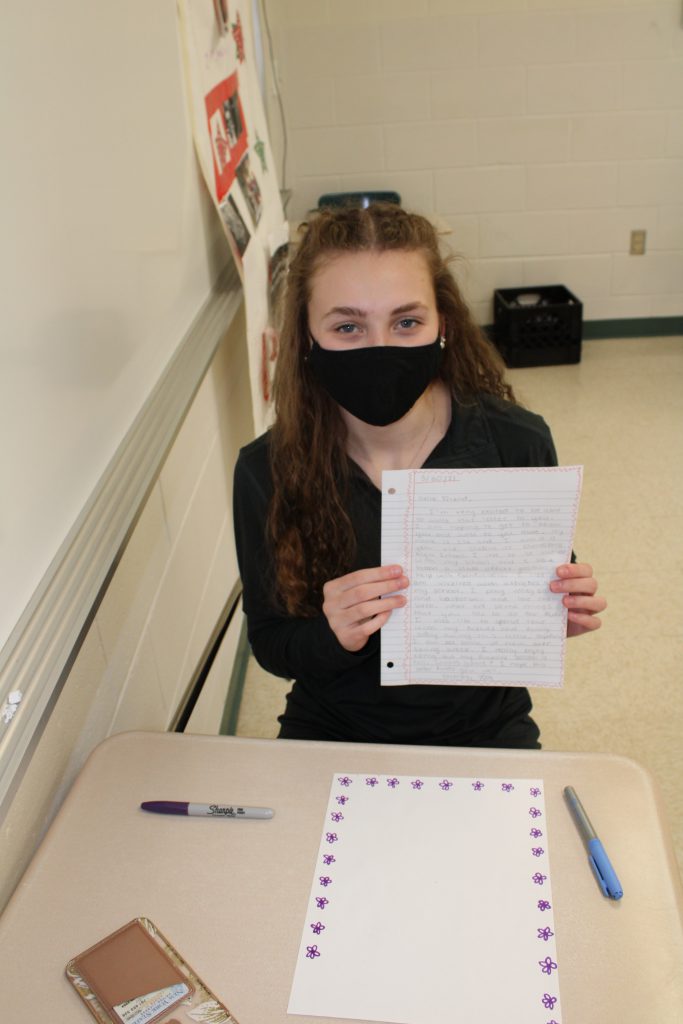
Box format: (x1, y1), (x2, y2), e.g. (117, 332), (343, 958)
(288, 774), (561, 1024)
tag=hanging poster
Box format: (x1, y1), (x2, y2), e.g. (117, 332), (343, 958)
(177, 0), (288, 431)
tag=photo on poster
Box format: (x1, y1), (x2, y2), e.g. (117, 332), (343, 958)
(209, 108), (230, 175)
(236, 152), (262, 226)
(223, 92), (244, 147)
(204, 74), (248, 202)
(219, 193), (251, 258)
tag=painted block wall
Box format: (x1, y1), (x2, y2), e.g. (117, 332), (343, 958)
(0, 304), (253, 912)
(264, 0), (683, 324)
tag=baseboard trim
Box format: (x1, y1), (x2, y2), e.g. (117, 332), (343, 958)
(220, 615), (252, 737)
(582, 317), (683, 340)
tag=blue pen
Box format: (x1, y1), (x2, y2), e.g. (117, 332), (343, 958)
(564, 786), (623, 900)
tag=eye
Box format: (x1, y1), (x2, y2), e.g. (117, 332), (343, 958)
(334, 322), (360, 335)
(396, 317), (421, 330)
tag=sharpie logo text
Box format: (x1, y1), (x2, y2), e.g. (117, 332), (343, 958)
(208, 804), (245, 816)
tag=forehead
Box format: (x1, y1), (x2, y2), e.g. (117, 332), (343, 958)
(308, 249), (435, 308)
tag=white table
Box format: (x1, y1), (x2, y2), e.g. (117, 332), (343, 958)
(1, 732), (682, 1022)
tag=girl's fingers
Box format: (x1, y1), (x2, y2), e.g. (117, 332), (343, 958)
(554, 566), (607, 638)
(335, 602), (402, 651)
(555, 562), (594, 579)
(562, 594), (607, 613)
(340, 576), (409, 610)
(357, 609), (393, 637)
(550, 576), (598, 596)
(326, 564), (405, 596)
(567, 611), (603, 632)
(323, 569), (409, 628)
(338, 593), (407, 629)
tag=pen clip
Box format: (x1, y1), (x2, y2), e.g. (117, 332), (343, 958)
(588, 853), (610, 898)
(588, 839), (624, 900)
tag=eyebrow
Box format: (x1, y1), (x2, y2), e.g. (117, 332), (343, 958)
(322, 302), (429, 320)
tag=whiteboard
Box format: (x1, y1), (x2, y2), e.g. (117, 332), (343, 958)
(0, 2), (232, 653)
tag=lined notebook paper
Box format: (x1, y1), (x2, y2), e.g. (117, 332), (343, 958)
(288, 773), (561, 1024)
(380, 466), (582, 688)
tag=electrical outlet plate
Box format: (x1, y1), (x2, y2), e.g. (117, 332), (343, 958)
(630, 229), (647, 255)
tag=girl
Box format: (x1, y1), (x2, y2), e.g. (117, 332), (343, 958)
(233, 204), (605, 748)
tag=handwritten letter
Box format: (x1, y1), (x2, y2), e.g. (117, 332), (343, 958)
(381, 466), (582, 687)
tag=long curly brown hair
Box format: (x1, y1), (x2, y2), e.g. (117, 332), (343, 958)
(268, 203), (514, 617)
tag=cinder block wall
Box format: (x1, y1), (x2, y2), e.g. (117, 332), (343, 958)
(264, 0), (683, 324)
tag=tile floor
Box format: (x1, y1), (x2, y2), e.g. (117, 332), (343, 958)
(235, 335), (683, 876)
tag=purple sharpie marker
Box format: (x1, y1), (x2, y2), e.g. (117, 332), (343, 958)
(141, 801), (273, 819)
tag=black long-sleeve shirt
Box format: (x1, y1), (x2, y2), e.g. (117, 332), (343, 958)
(233, 394), (559, 746)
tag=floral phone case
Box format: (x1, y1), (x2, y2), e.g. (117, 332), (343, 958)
(66, 917), (239, 1024)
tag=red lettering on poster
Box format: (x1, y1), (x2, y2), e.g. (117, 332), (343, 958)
(204, 74), (248, 202)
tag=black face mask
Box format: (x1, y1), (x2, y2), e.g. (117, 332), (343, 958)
(307, 335), (444, 427)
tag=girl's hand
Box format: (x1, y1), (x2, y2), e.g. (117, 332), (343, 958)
(322, 565), (409, 652)
(550, 563), (607, 638)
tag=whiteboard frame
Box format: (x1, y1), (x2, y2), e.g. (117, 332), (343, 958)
(0, 264), (243, 821)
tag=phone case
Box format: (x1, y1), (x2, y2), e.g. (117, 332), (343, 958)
(66, 917), (239, 1024)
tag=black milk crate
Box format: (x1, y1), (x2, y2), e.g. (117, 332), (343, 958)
(493, 285), (582, 367)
